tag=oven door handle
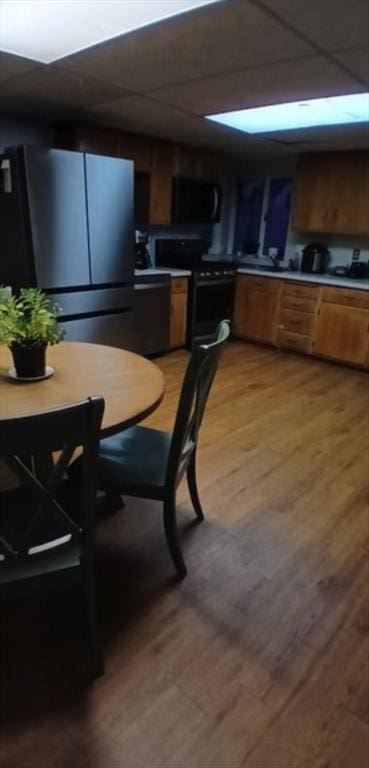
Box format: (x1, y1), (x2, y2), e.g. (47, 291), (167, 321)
(195, 278), (234, 287)
(211, 186), (219, 221)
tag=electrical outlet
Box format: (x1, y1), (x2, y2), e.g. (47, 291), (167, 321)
(352, 248), (361, 260)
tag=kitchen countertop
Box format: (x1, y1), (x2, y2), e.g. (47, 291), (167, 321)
(134, 267), (191, 278)
(237, 268), (369, 291)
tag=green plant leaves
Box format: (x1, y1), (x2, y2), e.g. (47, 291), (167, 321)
(0, 287), (64, 346)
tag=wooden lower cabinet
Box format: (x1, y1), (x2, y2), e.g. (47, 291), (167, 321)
(277, 281), (319, 354)
(233, 274), (369, 369)
(233, 276), (280, 344)
(313, 303), (369, 366)
(243, 288), (279, 343)
(169, 278), (188, 348)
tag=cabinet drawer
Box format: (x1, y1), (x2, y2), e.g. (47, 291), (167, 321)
(282, 282), (319, 299)
(278, 309), (314, 335)
(282, 295), (317, 313)
(240, 276), (280, 293)
(277, 330), (311, 354)
(171, 277), (188, 294)
(321, 286), (369, 309)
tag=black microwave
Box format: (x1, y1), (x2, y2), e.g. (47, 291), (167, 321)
(171, 177), (222, 224)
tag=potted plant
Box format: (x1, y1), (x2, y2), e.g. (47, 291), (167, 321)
(0, 287), (64, 379)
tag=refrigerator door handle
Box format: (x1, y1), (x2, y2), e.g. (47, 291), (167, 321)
(1, 159), (12, 193)
(211, 185), (219, 221)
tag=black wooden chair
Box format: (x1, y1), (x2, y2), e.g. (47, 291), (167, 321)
(94, 320), (230, 579)
(0, 396), (105, 677)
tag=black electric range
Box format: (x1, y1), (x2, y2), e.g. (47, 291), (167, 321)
(155, 238), (236, 347)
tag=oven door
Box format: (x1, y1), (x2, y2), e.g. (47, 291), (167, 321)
(189, 277), (235, 345)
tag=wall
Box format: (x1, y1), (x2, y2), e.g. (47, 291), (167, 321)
(286, 229), (369, 269)
(0, 115), (53, 150)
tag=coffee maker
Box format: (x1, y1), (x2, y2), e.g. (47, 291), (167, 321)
(135, 230), (150, 269)
(301, 242), (330, 274)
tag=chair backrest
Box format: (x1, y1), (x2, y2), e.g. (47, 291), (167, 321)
(166, 320), (230, 488)
(0, 397), (104, 565)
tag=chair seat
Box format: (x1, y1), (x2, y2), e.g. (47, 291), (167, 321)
(0, 482), (81, 586)
(97, 426), (172, 498)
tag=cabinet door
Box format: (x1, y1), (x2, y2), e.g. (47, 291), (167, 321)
(150, 141), (173, 225)
(244, 289), (279, 344)
(85, 154), (134, 285)
(170, 292), (187, 348)
(292, 154), (333, 232)
(314, 303), (369, 365)
(119, 133), (152, 173)
(25, 147), (90, 289)
(292, 151), (369, 235)
(174, 146), (221, 180)
(232, 278), (248, 337)
(329, 152), (369, 234)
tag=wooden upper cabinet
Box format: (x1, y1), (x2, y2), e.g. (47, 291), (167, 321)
(56, 124), (121, 157)
(149, 141), (173, 225)
(173, 145), (222, 181)
(330, 153), (369, 235)
(292, 154), (333, 232)
(292, 151), (369, 235)
(118, 133), (152, 174)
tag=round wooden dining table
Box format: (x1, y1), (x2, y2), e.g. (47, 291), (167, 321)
(0, 341), (165, 436)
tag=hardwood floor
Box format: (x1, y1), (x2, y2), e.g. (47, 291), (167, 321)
(1, 341), (368, 768)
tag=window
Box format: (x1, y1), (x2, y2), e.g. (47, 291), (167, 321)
(233, 176), (292, 258)
(262, 177), (292, 258)
(233, 177), (265, 255)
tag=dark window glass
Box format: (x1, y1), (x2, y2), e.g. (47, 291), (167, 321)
(262, 177), (292, 258)
(233, 177), (265, 254)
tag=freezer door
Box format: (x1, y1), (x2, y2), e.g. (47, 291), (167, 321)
(85, 154), (134, 285)
(24, 147), (90, 289)
(61, 310), (137, 352)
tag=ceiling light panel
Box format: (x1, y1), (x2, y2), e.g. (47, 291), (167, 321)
(0, 0), (221, 64)
(206, 93), (369, 133)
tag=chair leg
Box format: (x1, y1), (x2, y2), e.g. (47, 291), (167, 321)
(98, 490), (125, 515)
(163, 496), (187, 580)
(81, 562), (104, 678)
(187, 451), (205, 523)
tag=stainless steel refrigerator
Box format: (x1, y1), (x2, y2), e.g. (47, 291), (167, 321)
(0, 145), (136, 350)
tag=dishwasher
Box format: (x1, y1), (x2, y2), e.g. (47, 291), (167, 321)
(134, 273), (171, 355)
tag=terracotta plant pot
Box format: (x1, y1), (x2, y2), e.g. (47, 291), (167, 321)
(10, 341), (47, 379)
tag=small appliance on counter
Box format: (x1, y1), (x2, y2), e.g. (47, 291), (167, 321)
(135, 230), (150, 269)
(301, 242), (330, 274)
(330, 265), (349, 277)
(348, 261), (369, 279)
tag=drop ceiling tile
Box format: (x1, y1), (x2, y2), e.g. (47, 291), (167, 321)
(150, 56), (363, 114)
(0, 66), (130, 113)
(92, 94), (224, 142)
(58, 0), (313, 92)
(0, 51), (38, 84)
(91, 93), (284, 156)
(260, 122), (369, 146)
(332, 47), (369, 86)
(260, 0), (369, 52)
